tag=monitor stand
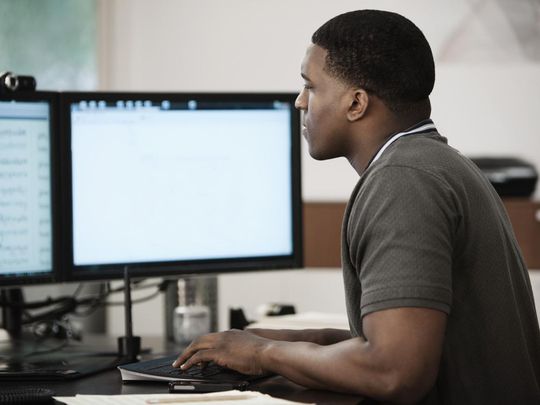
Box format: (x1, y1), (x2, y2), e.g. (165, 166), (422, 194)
(117, 266), (141, 362)
(0, 288), (44, 359)
(1, 288), (24, 339)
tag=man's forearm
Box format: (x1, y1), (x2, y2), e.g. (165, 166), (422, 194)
(247, 327), (351, 345)
(256, 308), (446, 404)
(260, 337), (394, 398)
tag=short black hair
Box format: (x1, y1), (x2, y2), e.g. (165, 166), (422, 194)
(312, 10), (435, 113)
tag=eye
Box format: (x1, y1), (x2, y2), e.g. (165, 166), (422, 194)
(303, 83), (313, 90)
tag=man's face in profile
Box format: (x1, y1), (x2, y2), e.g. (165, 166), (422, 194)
(295, 44), (352, 161)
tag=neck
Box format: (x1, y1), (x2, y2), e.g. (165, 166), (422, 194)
(347, 99), (431, 175)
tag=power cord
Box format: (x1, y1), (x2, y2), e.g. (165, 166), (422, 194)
(1, 279), (171, 341)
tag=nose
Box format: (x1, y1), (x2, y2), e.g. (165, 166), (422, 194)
(295, 88), (307, 111)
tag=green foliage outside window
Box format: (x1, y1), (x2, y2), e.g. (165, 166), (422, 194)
(0, 0), (97, 90)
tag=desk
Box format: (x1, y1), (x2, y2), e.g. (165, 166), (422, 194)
(0, 335), (366, 405)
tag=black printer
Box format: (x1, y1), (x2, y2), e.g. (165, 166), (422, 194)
(470, 157), (538, 197)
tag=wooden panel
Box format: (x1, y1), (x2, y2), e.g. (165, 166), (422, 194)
(503, 199), (540, 269)
(533, 203), (540, 268)
(304, 200), (540, 269)
(303, 202), (346, 268)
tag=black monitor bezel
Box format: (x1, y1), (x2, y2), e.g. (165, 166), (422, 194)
(0, 91), (61, 286)
(60, 92), (303, 282)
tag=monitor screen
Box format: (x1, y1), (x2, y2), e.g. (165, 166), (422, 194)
(0, 93), (58, 285)
(62, 93), (302, 280)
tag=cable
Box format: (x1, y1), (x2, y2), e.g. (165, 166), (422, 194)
(22, 297), (78, 323)
(71, 283), (84, 298)
(22, 337), (69, 358)
(0, 294), (78, 309)
(104, 288), (162, 306)
(1, 279), (172, 339)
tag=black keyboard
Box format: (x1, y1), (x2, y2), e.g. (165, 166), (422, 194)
(149, 359), (251, 381)
(119, 355), (258, 383)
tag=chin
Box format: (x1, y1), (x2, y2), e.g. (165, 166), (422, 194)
(308, 147), (335, 161)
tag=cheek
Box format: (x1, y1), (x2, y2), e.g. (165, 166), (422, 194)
(306, 99), (334, 133)
(306, 97), (322, 126)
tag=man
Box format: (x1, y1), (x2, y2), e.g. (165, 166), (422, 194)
(174, 10), (540, 404)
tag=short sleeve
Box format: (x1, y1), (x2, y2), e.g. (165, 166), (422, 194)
(348, 165), (459, 317)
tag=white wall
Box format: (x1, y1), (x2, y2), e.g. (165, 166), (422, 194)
(97, 0), (540, 335)
(107, 269), (540, 336)
(98, 0), (540, 201)
(107, 270), (348, 335)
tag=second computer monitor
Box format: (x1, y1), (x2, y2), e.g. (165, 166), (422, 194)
(0, 92), (59, 286)
(61, 93), (302, 281)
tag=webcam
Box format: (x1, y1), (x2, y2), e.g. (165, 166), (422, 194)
(0, 71), (37, 93)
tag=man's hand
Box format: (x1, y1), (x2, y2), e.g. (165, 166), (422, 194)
(172, 329), (271, 375)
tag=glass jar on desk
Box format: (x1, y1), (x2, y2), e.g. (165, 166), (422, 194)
(173, 304), (210, 345)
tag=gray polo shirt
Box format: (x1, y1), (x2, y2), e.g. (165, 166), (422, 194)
(341, 129), (540, 404)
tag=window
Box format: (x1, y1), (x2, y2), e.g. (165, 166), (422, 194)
(0, 0), (97, 90)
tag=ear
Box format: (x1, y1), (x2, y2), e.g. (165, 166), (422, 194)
(346, 89), (369, 122)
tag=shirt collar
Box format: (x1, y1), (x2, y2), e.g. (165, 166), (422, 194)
(365, 119), (437, 171)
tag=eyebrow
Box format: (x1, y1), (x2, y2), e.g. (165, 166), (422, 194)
(301, 72), (312, 82)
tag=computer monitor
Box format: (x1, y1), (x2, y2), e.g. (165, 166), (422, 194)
(0, 91), (61, 344)
(61, 92), (302, 281)
(0, 92), (59, 286)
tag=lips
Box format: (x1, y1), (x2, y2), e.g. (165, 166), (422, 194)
(302, 125), (308, 137)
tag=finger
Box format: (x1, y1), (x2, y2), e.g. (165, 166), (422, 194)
(172, 338), (214, 368)
(180, 349), (217, 370)
(172, 345), (204, 368)
(172, 332), (222, 367)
